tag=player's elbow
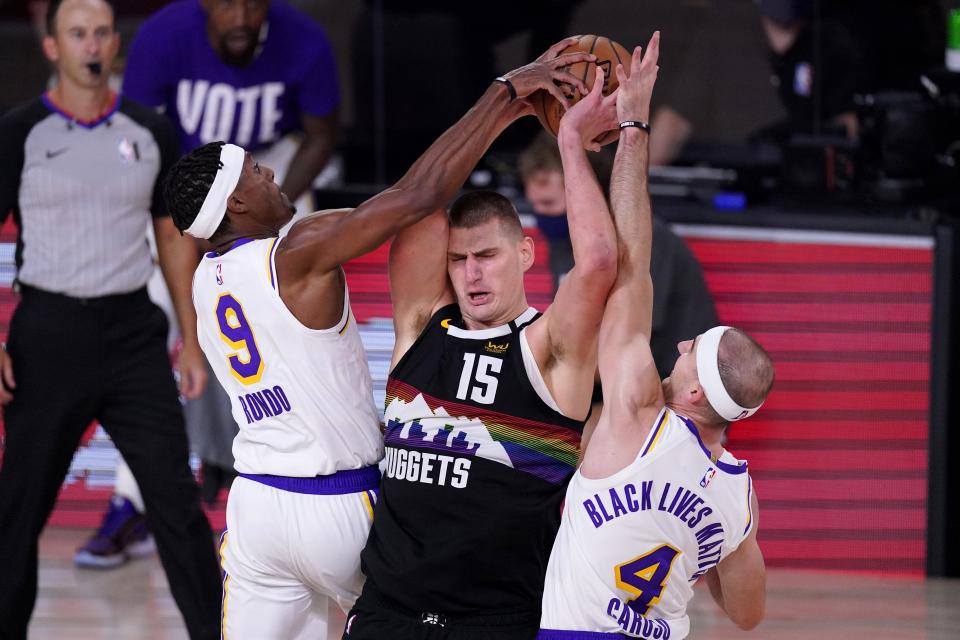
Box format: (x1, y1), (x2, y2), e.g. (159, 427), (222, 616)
(394, 162), (454, 212)
(577, 242), (617, 285)
(729, 602), (765, 631)
(733, 612), (764, 631)
(390, 187), (439, 228)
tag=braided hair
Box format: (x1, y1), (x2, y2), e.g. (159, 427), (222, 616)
(164, 141), (232, 240)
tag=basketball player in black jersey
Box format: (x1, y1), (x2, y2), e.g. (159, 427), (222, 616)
(344, 68), (622, 639)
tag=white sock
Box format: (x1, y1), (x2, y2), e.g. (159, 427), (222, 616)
(113, 456), (146, 514)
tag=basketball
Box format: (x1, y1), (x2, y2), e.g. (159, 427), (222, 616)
(533, 35), (632, 142)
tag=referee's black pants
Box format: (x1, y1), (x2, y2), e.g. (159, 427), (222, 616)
(0, 287), (221, 640)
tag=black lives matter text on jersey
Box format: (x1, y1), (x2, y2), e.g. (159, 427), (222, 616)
(382, 446), (471, 488)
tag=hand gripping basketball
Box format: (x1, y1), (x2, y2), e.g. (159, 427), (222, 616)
(499, 36), (597, 112)
(529, 35), (632, 140)
(558, 66), (621, 152)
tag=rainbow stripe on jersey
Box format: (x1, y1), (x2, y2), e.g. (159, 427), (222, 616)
(385, 378), (581, 485)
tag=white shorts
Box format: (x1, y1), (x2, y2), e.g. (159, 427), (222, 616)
(220, 467), (380, 640)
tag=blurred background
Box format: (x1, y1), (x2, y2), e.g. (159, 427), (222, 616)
(2, 0), (960, 636)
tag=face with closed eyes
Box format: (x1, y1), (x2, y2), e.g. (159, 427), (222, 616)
(446, 219), (534, 329)
(663, 335), (701, 403)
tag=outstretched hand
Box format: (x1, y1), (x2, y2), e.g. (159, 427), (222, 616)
(558, 66), (619, 152)
(502, 36), (596, 116)
(615, 31), (660, 124)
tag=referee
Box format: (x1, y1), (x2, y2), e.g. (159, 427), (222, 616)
(0, 0), (220, 638)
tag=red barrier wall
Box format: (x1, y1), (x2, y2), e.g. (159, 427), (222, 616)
(0, 221), (933, 574)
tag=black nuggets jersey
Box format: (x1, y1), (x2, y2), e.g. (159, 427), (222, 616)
(360, 304), (586, 615)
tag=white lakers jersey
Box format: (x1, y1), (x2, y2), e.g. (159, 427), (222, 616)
(192, 237), (383, 477)
(540, 408), (754, 639)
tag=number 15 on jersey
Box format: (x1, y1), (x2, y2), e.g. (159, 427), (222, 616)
(456, 353), (501, 405)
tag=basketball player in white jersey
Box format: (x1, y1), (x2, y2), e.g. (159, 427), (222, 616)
(162, 40), (598, 640)
(539, 33), (775, 639)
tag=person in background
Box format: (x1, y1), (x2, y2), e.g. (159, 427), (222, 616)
(756, 0), (944, 141)
(519, 131), (718, 378)
(0, 0), (220, 637)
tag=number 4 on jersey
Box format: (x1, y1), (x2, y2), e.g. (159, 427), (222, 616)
(615, 544), (681, 616)
(456, 353), (502, 404)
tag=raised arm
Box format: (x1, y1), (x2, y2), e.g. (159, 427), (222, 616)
(384, 39), (597, 361)
(389, 209), (451, 368)
(278, 39), (595, 282)
(580, 33), (663, 478)
(525, 67), (619, 420)
(277, 85), (520, 277)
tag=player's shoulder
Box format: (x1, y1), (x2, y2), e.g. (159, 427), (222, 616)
(670, 413), (751, 483)
(428, 303), (462, 332)
(0, 97), (49, 134)
(116, 97), (178, 138)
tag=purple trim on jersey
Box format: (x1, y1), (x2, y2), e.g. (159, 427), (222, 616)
(744, 476), (754, 535)
(205, 237), (257, 259)
(676, 414), (748, 475)
(268, 237), (281, 289)
(41, 92), (120, 129)
(239, 465), (380, 495)
(227, 237), (256, 253)
(537, 631), (625, 639)
(218, 528), (229, 633)
(640, 409), (668, 457)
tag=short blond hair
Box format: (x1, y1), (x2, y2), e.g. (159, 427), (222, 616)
(518, 132), (613, 198)
(518, 132), (563, 184)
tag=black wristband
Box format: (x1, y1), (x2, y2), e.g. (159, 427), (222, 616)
(494, 76), (517, 102)
(619, 120), (651, 133)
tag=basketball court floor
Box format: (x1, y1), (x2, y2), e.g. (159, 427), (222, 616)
(29, 527), (960, 640)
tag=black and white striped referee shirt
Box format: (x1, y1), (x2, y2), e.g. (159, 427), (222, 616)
(0, 94), (180, 298)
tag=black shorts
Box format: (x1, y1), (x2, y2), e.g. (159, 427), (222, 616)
(342, 583), (539, 640)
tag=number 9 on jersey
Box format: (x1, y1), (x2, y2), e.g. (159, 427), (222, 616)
(216, 293), (264, 384)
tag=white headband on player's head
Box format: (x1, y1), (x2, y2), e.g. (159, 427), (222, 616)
(695, 325), (764, 422)
(185, 143), (245, 240)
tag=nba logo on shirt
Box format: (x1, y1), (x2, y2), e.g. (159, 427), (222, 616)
(700, 467), (716, 488)
(216, 263), (224, 285)
(793, 62), (812, 97)
(117, 137), (139, 163)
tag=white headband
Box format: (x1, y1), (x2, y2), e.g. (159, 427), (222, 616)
(185, 143), (245, 239)
(696, 326), (763, 422)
